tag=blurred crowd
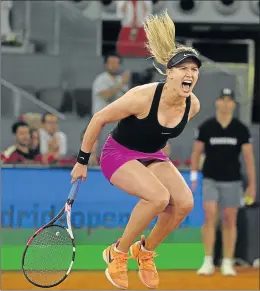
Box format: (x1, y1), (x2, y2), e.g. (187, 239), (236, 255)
(1, 111), (100, 166)
(1, 113), (75, 166)
(0, 110), (172, 167)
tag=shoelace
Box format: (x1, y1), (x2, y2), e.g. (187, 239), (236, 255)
(114, 254), (129, 273)
(139, 252), (158, 272)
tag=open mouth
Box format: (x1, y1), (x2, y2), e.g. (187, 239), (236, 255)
(182, 81), (192, 91)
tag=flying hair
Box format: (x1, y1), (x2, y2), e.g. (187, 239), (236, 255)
(143, 10), (176, 67)
(143, 10), (200, 75)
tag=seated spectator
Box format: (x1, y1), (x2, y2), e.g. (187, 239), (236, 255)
(39, 113), (68, 158)
(21, 114), (60, 163)
(1, 121), (55, 164)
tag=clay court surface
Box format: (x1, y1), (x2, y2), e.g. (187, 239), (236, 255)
(2, 268), (259, 290)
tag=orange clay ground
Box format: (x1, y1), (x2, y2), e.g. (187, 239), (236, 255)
(2, 268), (259, 290)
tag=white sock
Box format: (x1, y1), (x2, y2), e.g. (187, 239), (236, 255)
(222, 258), (233, 266)
(204, 256), (213, 265)
(141, 244), (153, 253)
(114, 246), (128, 254)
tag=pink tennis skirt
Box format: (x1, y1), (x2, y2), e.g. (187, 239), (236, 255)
(100, 135), (170, 181)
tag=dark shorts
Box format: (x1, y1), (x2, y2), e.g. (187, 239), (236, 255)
(100, 135), (170, 181)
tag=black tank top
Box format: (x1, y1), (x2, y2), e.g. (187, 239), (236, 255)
(111, 82), (191, 153)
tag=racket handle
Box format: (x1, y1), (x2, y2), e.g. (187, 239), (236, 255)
(67, 179), (82, 204)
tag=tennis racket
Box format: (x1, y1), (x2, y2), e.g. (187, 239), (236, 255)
(21, 179), (82, 288)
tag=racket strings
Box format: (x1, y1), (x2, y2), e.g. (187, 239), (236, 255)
(23, 226), (73, 287)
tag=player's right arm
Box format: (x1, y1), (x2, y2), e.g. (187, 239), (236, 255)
(71, 86), (148, 182)
(82, 86), (146, 153)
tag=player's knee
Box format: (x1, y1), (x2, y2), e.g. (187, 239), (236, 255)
(150, 187), (170, 212)
(182, 194), (194, 215)
(177, 188), (194, 215)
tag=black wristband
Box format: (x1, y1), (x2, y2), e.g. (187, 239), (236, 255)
(77, 150), (91, 165)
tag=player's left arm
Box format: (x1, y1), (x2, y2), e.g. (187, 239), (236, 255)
(188, 93), (200, 120)
(241, 129), (256, 201)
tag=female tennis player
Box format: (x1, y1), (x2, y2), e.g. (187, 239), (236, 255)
(71, 11), (201, 290)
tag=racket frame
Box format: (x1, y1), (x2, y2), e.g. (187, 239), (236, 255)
(21, 180), (81, 288)
(21, 223), (76, 288)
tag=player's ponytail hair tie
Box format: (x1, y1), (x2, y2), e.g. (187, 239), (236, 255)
(77, 150), (91, 165)
(143, 10), (201, 75)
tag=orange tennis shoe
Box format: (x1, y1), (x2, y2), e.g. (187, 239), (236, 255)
(103, 239), (129, 289)
(130, 235), (159, 289)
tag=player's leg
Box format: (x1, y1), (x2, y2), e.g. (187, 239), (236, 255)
(219, 181), (243, 276)
(144, 161), (194, 249)
(103, 160), (170, 289)
(130, 161), (193, 288)
(111, 160), (170, 252)
(197, 179), (219, 275)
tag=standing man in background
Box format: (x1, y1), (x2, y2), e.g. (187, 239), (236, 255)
(91, 52), (130, 158)
(190, 88), (256, 276)
(92, 52), (130, 114)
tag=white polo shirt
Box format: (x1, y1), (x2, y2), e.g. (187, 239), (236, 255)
(38, 128), (67, 157)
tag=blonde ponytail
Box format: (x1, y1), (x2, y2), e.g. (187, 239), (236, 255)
(143, 10), (176, 67)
